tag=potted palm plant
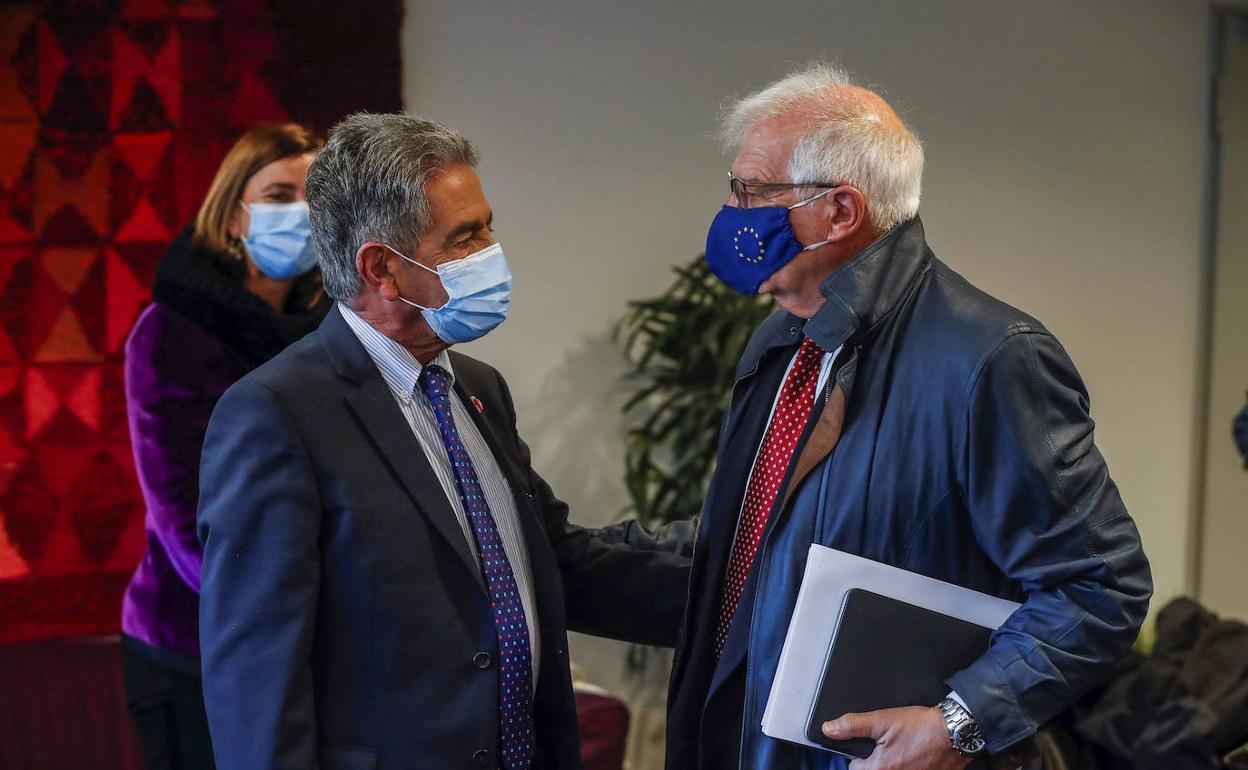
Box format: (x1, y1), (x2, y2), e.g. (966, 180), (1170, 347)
(614, 254), (772, 649)
(616, 255), (774, 529)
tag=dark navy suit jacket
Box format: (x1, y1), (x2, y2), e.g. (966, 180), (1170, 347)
(197, 307), (690, 770)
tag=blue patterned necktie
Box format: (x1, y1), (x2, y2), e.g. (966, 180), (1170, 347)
(421, 364), (535, 770)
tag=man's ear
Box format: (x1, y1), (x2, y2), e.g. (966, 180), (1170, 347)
(356, 243), (401, 302)
(822, 186), (869, 244)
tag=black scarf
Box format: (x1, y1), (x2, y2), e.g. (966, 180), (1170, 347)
(151, 227), (332, 366)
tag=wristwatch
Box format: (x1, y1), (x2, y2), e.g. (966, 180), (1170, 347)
(938, 696), (986, 756)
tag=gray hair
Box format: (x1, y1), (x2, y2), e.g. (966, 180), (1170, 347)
(306, 113), (479, 301)
(720, 63), (924, 231)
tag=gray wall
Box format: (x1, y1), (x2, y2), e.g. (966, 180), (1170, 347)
(404, 0), (1211, 716)
(1199, 14), (1248, 621)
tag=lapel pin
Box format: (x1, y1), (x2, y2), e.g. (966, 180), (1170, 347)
(470, 395), (485, 414)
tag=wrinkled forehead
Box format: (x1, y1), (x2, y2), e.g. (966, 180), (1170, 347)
(423, 163), (492, 235)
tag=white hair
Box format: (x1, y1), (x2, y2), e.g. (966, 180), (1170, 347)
(720, 62), (924, 232)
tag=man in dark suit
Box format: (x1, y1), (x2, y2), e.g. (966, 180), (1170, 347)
(196, 113), (690, 770)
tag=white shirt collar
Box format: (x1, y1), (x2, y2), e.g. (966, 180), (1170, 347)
(337, 303), (454, 403)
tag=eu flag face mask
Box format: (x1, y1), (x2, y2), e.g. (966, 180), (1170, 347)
(704, 189), (833, 294)
(386, 242), (512, 345)
(241, 201), (318, 280)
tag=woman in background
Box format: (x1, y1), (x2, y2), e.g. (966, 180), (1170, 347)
(120, 123), (329, 769)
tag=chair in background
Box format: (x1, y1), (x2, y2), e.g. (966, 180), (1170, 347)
(573, 667), (632, 770)
(0, 636), (143, 770)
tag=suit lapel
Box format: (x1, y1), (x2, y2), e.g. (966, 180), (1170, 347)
(452, 377), (530, 497)
(344, 380), (485, 591)
(449, 375), (548, 554)
(705, 565), (757, 697)
(450, 375), (564, 643)
(318, 307), (485, 590)
(705, 349), (858, 703)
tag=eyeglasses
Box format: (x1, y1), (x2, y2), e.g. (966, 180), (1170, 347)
(728, 172), (840, 209)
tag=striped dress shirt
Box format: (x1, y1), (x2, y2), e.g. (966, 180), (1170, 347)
(338, 303), (540, 685)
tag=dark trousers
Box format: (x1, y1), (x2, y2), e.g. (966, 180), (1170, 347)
(122, 644), (215, 770)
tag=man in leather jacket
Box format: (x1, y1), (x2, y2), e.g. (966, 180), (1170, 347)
(638, 63), (1153, 770)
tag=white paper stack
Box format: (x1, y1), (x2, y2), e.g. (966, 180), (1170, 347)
(760, 544), (1021, 751)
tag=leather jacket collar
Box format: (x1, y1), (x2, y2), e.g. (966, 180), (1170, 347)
(736, 216), (933, 376)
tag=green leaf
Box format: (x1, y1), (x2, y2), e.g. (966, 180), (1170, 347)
(616, 254), (772, 527)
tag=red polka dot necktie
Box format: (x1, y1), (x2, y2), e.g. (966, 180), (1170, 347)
(715, 337), (825, 657)
(422, 365), (534, 770)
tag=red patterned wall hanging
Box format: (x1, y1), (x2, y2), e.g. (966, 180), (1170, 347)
(0, 0), (403, 643)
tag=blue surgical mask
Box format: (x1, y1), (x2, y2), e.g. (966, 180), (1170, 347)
(386, 242), (512, 344)
(704, 190), (832, 294)
(242, 201), (318, 280)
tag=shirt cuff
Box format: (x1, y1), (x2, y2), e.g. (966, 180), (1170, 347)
(947, 690), (971, 714)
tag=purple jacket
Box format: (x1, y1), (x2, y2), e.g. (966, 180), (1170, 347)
(121, 230), (329, 666)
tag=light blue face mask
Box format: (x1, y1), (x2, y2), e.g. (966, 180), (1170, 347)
(242, 201), (318, 280)
(386, 241), (512, 344)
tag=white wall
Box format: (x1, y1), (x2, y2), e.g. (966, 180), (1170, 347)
(404, 0), (1211, 714)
